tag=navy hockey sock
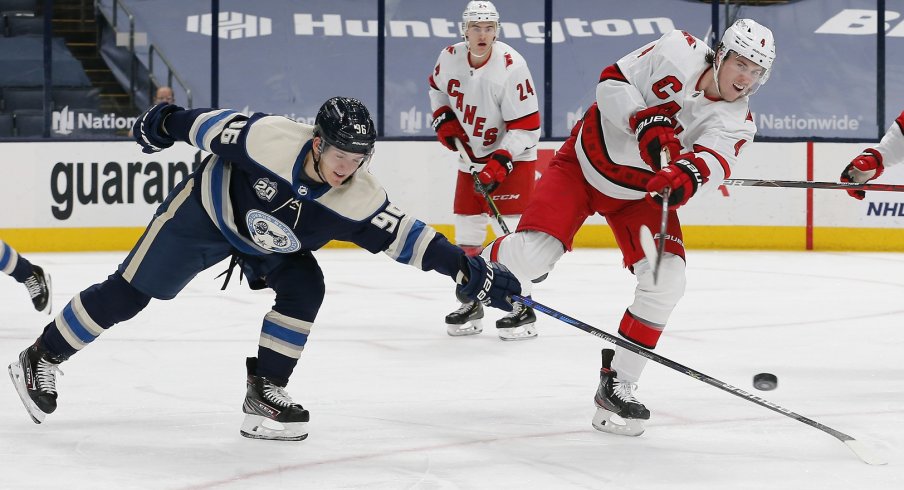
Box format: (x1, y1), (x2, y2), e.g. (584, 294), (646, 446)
(42, 272), (152, 358)
(0, 241), (35, 283)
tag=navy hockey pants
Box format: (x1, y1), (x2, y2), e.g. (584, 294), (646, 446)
(41, 175), (325, 384)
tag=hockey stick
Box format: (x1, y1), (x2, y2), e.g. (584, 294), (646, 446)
(512, 294), (887, 466)
(639, 149), (671, 285)
(722, 179), (904, 193)
(455, 139), (511, 234)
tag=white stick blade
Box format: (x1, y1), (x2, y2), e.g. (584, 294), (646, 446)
(454, 139), (471, 163)
(639, 225), (658, 266)
(844, 440), (887, 466)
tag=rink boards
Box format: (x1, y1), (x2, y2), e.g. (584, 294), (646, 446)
(1, 140), (902, 252)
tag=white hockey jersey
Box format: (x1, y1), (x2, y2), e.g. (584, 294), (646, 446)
(576, 30), (756, 201)
(428, 40), (540, 171)
(873, 110), (904, 168)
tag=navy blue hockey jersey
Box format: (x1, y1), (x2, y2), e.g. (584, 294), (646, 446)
(162, 108), (463, 279)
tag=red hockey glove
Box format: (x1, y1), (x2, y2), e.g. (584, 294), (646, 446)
(840, 148), (884, 200)
(432, 106), (468, 151)
(645, 153), (710, 210)
(475, 150), (513, 194)
(629, 104), (682, 169)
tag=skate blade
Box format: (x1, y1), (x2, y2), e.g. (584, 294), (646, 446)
(497, 322), (538, 341)
(41, 273), (53, 315)
(240, 414), (308, 441)
(7, 362), (46, 424)
(591, 407), (645, 437)
(446, 318), (483, 337)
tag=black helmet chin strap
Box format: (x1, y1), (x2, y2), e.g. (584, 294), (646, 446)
(312, 139), (328, 183)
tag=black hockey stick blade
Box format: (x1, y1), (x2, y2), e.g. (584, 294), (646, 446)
(722, 178), (904, 193)
(511, 294), (887, 466)
(455, 139), (511, 234)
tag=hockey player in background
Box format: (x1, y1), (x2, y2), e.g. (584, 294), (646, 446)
(1, 239), (51, 314)
(840, 109), (904, 198)
(480, 19), (775, 436)
(428, 0), (541, 341)
(7, 96), (521, 441)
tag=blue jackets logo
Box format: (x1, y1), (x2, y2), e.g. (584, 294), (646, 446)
(246, 210), (301, 253)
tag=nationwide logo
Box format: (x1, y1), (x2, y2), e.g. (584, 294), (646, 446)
(756, 113), (861, 132)
(52, 106), (138, 135)
(400, 106), (432, 134)
(566, 106), (585, 131)
(53, 106), (74, 135)
(187, 12), (273, 39)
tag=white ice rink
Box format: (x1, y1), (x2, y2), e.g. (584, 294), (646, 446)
(1, 249), (902, 489)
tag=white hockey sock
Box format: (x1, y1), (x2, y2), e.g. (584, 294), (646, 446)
(611, 345), (649, 383)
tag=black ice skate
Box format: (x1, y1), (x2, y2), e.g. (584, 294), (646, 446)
(23, 265), (52, 314)
(495, 301), (537, 341)
(592, 349), (649, 437)
(8, 339), (65, 424)
(445, 300), (484, 336)
(240, 357), (309, 441)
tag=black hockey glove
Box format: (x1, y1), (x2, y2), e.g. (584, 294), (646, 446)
(133, 103), (181, 154)
(456, 255), (521, 312)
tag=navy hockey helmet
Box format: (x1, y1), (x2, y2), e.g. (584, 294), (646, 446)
(314, 97), (376, 158)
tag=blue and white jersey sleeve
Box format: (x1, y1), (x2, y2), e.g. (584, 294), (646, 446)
(164, 108), (313, 187)
(343, 201), (463, 279)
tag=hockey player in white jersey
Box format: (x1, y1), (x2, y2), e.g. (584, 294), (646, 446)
(7, 97), (522, 441)
(428, 0), (541, 341)
(840, 109), (904, 198)
(480, 19), (775, 435)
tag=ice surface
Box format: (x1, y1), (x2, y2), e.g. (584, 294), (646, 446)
(1, 249), (902, 489)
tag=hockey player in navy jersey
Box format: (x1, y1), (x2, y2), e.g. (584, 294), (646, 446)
(480, 19), (775, 436)
(1, 239), (52, 314)
(7, 96), (521, 441)
(840, 108), (904, 199)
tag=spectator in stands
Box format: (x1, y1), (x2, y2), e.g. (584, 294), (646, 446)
(128, 87), (176, 137)
(154, 86), (175, 105)
(1, 239), (52, 314)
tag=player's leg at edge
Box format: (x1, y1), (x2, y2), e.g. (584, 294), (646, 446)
(240, 357), (310, 441)
(480, 230), (563, 340)
(591, 253), (685, 437)
(592, 348), (649, 436)
(8, 338), (65, 424)
(445, 244), (486, 336)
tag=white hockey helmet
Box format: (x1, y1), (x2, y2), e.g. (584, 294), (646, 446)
(460, 1), (500, 39)
(715, 18), (776, 94)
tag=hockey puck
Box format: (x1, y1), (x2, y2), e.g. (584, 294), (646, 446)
(753, 373), (778, 391)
